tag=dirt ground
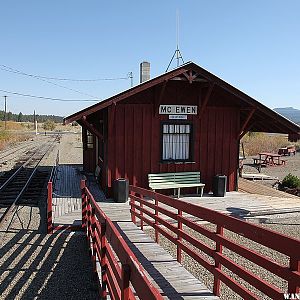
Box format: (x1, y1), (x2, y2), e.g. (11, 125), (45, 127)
(243, 151), (300, 188)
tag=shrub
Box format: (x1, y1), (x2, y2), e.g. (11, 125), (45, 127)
(281, 173), (300, 189)
(43, 120), (56, 131)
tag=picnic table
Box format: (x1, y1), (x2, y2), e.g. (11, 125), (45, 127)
(278, 145), (296, 156)
(258, 152), (286, 166)
(252, 152), (286, 172)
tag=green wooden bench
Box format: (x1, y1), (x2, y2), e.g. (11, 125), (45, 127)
(148, 171), (205, 198)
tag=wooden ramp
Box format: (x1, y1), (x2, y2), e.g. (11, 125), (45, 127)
(98, 201), (219, 300)
(238, 177), (299, 199)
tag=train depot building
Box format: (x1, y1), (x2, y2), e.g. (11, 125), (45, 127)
(64, 62), (300, 196)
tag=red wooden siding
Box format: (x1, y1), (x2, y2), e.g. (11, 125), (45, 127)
(199, 107), (239, 191)
(107, 104), (239, 193)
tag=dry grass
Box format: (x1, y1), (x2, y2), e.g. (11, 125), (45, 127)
(241, 133), (298, 156)
(0, 121), (25, 130)
(0, 129), (31, 151)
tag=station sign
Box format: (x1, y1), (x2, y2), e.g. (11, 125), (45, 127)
(159, 105), (197, 115)
(169, 115), (187, 120)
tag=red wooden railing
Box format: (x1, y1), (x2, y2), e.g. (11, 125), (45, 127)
(47, 181), (53, 233)
(129, 185), (300, 300)
(81, 180), (163, 300)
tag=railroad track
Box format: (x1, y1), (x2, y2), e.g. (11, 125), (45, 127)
(0, 136), (59, 226)
(0, 136), (57, 167)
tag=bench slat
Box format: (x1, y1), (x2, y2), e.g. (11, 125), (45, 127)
(148, 171), (205, 198)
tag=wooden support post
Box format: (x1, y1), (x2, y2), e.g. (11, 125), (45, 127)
(81, 116), (103, 140)
(198, 82), (215, 119)
(130, 190), (136, 224)
(288, 258), (300, 293)
(140, 194), (144, 231)
(91, 207), (97, 279)
(121, 264), (131, 300)
(213, 225), (224, 296)
(87, 201), (92, 255)
(177, 209), (182, 263)
(47, 181), (53, 234)
(81, 180), (87, 231)
(154, 193), (159, 243)
(100, 221), (107, 299)
(238, 108), (256, 139)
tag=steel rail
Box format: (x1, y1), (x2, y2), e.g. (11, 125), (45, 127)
(0, 135), (59, 226)
(0, 138), (45, 161)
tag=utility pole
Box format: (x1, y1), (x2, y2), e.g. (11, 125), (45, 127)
(4, 96), (7, 130)
(128, 72), (133, 87)
(34, 110), (38, 135)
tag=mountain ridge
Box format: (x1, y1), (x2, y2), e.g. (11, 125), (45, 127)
(274, 107), (300, 124)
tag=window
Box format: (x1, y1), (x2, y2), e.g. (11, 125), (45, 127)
(162, 123), (192, 161)
(87, 130), (93, 149)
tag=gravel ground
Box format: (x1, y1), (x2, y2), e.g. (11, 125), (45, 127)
(243, 151), (300, 188)
(145, 212), (300, 300)
(0, 131), (98, 300)
(0, 135), (54, 173)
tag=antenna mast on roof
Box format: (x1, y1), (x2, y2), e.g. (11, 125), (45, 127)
(166, 10), (185, 72)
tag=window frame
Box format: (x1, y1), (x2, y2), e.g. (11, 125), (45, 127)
(160, 121), (194, 163)
(85, 130), (94, 149)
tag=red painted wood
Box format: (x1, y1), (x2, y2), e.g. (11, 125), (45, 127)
(107, 102), (240, 194)
(142, 106), (151, 188)
(130, 186), (300, 298)
(107, 105), (116, 190)
(47, 181), (53, 234)
(81, 183), (164, 300)
(214, 110), (223, 177)
(115, 105), (124, 180)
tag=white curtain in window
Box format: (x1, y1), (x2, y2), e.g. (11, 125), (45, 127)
(162, 124), (190, 160)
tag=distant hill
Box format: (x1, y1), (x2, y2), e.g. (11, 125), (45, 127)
(0, 110), (63, 123)
(274, 107), (300, 124)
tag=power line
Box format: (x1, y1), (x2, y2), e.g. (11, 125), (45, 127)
(0, 65), (101, 99)
(0, 64), (129, 82)
(0, 89), (99, 102)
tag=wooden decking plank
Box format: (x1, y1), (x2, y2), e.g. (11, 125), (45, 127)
(52, 165), (83, 226)
(98, 201), (218, 300)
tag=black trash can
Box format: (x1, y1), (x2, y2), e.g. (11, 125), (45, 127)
(113, 178), (129, 203)
(213, 175), (227, 197)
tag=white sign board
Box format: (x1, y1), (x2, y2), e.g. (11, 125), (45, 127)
(159, 105), (197, 115)
(169, 115), (187, 120)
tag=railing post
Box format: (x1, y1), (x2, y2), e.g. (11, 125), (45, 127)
(154, 192), (159, 243)
(91, 207), (97, 279)
(87, 200), (93, 254)
(177, 209), (182, 263)
(288, 258), (300, 293)
(121, 264), (131, 300)
(140, 194), (144, 231)
(213, 225), (224, 296)
(47, 181), (53, 234)
(130, 189), (136, 224)
(100, 220), (107, 299)
(81, 180), (87, 230)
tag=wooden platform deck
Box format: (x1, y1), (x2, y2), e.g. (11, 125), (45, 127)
(52, 165), (82, 226)
(51, 167), (218, 298)
(98, 201), (219, 300)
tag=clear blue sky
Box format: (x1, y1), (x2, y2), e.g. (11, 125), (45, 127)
(0, 1), (299, 117)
